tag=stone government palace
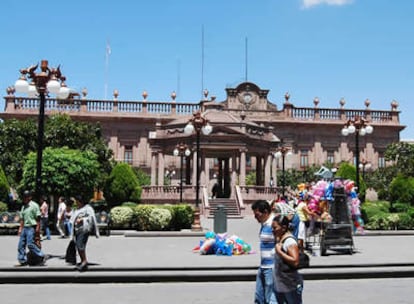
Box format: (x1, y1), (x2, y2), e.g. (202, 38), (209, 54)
(2, 82), (404, 216)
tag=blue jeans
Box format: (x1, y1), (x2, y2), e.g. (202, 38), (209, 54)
(64, 221), (72, 236)
(17, 226), (44, 264)
(255, 267), (277, 304)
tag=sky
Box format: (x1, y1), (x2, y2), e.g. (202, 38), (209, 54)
(1, 0), (414, 139)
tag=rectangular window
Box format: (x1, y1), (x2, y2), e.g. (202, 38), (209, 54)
(300, 149), (309, 168)
(124, 145), (133, 165)
(327, 151), (335, 164)
(378, 156), (385, 168)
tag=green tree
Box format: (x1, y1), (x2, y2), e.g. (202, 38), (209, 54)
(20, 147), (101, 200)
(336, 162), (366, 197)
(104, 163), (142, 208)
(0, 166), (10, 203)
(133, 167), (151, 186)
(385, 142), (414, 177)
(389, 174), (414, 209)
(0, 114), (113, 188)
(0, 119), (37, 185)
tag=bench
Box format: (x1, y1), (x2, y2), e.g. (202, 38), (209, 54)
(95, 211), (110, 236)
(0, 212), (21, 234)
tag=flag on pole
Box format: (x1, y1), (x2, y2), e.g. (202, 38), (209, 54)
(106, 40), (111, 57)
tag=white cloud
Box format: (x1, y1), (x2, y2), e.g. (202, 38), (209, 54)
(302, 0), (353, 9)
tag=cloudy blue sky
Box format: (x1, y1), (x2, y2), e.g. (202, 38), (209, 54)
(1, 0), (413, 139)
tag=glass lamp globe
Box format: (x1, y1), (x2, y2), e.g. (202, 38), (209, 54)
(173, 148), (179, 156)
(341, 128), (349, 136)
(27, 84), (38, 98)
(57, 86), (70, 99)
(46, 79), (61, 94)
(365, 125), (373, 134)
(359, 128), (366, 136)
(274, 151), (282, 159)
(347, 125), (356, 134)
(185, 148), (191, 157)
(202, 124), (213, 135)
(15, 78), (29, 94)
(184, 123), (194, 135)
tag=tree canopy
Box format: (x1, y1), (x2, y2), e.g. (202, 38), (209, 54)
(21, 147), (101, 200)
(0, 114), (113, 187)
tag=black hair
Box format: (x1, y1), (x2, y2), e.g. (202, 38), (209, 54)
(272, 213), (291, 229)
(251, 200), (271, 214)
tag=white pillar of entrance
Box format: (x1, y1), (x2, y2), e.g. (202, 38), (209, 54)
(240, 149), (246, 187)
(157, 152), (164, 186)
(231, 153), (237, 199)
(265, 153), (272, 187)
(272, 156), (277, 186)
(151, 152), (157, 186)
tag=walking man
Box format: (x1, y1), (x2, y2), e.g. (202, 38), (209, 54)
(252, 200), (277, 304)
(56, 196), (67, 238)
(16, 190), (46, 266)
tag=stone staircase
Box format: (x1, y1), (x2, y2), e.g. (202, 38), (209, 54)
(207, 198), (243, 218)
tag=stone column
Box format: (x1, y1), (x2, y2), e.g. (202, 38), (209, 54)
(239, 149), (246, 187)
(158, 152), (164, 186)
(265, 153), (272, 187)
(151, 152), (157, 186)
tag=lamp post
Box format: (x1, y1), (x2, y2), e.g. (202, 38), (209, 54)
(359, 159), (371, 181)
(14, 60), (70, 201)
(165, 168), (176, 185)
(184, 111), (213, 231)
(341, 115), (374, 194)
(274, 146), (292, 199)
(173, 143), (191, 203)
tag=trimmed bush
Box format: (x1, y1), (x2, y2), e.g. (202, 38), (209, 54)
(133, 204), (194, 231)
(109, 206), (134, 228)
(170, 204), (193, 230)
(122, 202), (138, 209)
(134, 205), (154, 231)
(148, 208), (172, 230)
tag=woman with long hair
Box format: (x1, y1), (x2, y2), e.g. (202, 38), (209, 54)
(272, 214), (304, 304)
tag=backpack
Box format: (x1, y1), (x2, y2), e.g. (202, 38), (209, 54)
(281, 236), (310, 270)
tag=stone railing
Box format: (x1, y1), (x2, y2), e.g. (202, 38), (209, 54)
(4, 96), (399, 124)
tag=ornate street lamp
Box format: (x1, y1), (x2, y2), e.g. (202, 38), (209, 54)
(359, 159), (372, 181)
(14, 60), (71, 201)
(184, 111), (213, 231)
(173, 143), (191, 203)
(165, 168), (176, 185)
(274, 145), (292, 199)
(341, 115), (374, 194)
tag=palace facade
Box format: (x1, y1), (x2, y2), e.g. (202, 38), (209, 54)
(2, 82), (404, 212)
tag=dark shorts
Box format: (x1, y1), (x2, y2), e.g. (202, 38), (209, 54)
(75, 232), (89, 251)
